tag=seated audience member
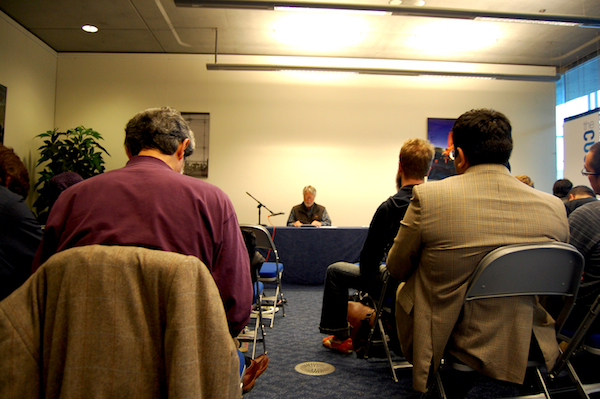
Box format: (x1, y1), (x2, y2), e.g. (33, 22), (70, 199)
(565, 142), (600, 333)
(0, 145), (43, 301)
(319, 138), (434, 354)
(565, 185), (597, 216)
(37, 171), (84, 225)
(287, 185), (331, 226)
(553, 178), (573, 203)
(515, 174), (534, 187)
(32, 107), (264, 391)
(387, 109), (568, 393)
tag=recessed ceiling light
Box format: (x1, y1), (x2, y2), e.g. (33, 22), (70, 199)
(81, 25), (98, 33)
(389, 0), (402, 5)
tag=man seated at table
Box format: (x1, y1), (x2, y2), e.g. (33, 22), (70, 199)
(387, 109), (568, 394)
(287, 185), (331, 227)
(319, 138), (434, 353)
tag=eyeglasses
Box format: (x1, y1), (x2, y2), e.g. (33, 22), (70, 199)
(581, 167), (600, 176)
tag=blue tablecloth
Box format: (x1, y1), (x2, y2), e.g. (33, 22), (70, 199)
(264, 226), (369, 285)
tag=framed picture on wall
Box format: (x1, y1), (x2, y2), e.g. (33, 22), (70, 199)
(0, 84), (6, 144)
(182, 112), (210, 178)
(427, 117), (456, 181)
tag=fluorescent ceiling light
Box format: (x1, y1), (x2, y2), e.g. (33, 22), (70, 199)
(408, 20), (501, 54)
(280, 69), (358, 75)
(273, 13), (366, 50)
(205, 63), (559, 82)
(274, 6), (389, 16)
(174, 0), (600, 28)
(474, 17), (578, 27)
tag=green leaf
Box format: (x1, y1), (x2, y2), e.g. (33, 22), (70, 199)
(33, 125), (111, 216)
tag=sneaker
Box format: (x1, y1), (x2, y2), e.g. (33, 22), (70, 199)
(322, 335), (353, 354)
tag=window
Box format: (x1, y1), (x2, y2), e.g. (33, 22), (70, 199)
(556, 56), (600, 179)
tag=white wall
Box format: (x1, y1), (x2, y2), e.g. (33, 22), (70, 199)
(51, 53), (557, 226)
(0, 12), (556, 226)
(0, 11), (57, 203)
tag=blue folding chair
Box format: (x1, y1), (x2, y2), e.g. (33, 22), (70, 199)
(241, 224), (285, 327)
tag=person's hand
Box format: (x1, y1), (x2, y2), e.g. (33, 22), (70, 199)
(311, 220), (322, 227)
(293, 220), (302, 227)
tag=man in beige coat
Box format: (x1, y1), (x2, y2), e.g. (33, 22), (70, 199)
(387, 108), (568, 393)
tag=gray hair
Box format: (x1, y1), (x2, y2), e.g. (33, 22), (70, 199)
(124, 107), (195, 157)
(303, 185), (316, 196)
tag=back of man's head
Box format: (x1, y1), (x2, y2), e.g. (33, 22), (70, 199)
(399, 138), (435, 180)
(569, 185), (595, 199)
(553, 179), (573, 198)
(125, 107), (196, 157)
(452, 109), (513, 167)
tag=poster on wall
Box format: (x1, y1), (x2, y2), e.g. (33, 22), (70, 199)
(182, 112), (210, 178)
(0, 84), (6, 144)
(564, 108), (599, 187)
(427, 118), (456, 180)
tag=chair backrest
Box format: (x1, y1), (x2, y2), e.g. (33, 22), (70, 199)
(240, 224), (279, 262)
(466, 242), (584, 330)
(0, 245), (241, 399)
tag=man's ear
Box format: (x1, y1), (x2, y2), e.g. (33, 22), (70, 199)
(454, 147), (470, 174)
(125, 146), (133, 160)
(176, 139), (190, 160)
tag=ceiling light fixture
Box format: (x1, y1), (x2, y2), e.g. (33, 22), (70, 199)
(81, 24), (99, 33)
(205, 63), (559, 82)
(474, 17), (578, 27)
(274, 6), (388, 16)
(174, 0), (600, 28)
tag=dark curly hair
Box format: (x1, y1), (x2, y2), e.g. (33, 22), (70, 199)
(0, 144), (30, 199)
(452, 109), (512, 166)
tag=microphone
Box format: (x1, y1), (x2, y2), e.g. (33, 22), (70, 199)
(270, 212), (285, 216)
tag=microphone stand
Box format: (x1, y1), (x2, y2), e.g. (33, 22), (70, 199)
(246, 192), (284, 225)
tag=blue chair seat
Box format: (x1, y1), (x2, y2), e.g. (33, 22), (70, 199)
(253, 281), (264, 305)
(586, 333), (600, 348)
(238, 350), (246, 377)
(259, 262), (283, 279)
(561, 328), (600, 346)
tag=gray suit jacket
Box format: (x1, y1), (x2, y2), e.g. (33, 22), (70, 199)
(0, 245), (241, 398)
(387, 164), (569, 392)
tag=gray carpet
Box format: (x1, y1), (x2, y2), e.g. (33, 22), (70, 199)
(243, 284), (423, 399)
(242, 284), (600, 399)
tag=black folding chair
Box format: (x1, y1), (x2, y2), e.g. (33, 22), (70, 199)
(240, 224), (285, 328)
(550, 291), (600, 399)
(426, 242), (584, 399)
(363, 268), (412, 382)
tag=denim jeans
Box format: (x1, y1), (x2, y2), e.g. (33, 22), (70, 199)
(319, 262), (385, 339)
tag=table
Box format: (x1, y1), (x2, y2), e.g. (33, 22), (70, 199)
(263, 226), (369, 285)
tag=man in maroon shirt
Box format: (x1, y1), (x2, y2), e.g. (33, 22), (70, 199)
(33, 107), (268, 392)
(33, 107), (252, 340)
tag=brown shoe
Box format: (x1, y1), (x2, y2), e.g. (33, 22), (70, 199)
(242, 354), (269, 394)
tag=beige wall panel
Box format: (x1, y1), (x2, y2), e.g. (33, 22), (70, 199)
(54, 54), (556, 226)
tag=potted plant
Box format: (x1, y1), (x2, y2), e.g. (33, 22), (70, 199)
(33, 126), (110, 216)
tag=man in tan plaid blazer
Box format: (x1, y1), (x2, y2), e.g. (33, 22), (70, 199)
(387, 109), (568, 393)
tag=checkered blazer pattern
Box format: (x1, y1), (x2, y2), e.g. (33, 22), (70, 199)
(387, 164), (569, 392)
(0, 245), (241, 398)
